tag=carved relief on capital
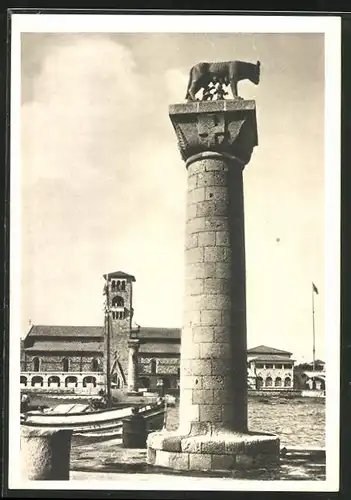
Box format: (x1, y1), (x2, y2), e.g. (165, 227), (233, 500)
(169, 100), (258, 166)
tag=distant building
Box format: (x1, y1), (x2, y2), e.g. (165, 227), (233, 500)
(247, 345), (295, 390)
(20, 270), (295, 395)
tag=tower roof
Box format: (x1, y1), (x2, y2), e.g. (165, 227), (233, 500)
(103, 271), (136, 282)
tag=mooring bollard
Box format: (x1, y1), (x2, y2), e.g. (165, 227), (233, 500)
(122, 407), (147, 449)
(21, 426), (73, 480)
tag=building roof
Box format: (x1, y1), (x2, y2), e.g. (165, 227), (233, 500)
(138, 343), (180, 355)
(25, 325), (104, 339)
(138, 327), (181, 340)
(103, 271), (136, 282)
(250, 355), (295, 362)
(247, 345), (292, 356)
(23, 341), (103, 353)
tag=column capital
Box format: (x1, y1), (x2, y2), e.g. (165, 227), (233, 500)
(169, 99), (258, 167)
(128, 338), (140, 350)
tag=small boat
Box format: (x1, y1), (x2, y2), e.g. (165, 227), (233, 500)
(21, 400), (165, 441)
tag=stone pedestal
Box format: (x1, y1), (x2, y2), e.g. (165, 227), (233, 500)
(127, 338), (140, 394)
(21, 426), (72, 480)
(147, 100), (280, 471)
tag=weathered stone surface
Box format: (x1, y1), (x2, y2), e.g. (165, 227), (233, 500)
(147, 99), (280, 472)
(21, 426), (72, 481)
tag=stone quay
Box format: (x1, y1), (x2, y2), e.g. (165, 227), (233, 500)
(147, 99), (280, 472)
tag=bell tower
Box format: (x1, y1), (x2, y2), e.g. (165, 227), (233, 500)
(103, 270), (136, 389)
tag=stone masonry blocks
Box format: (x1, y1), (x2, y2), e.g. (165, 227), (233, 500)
(147, 101), (280, 473)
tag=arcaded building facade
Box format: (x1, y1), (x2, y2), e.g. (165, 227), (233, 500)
(20, 270), (294, 395)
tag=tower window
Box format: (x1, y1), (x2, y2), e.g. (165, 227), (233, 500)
(117, 280), (121, 290)
(121, 281), (126, 291)
(112, 296), (124, 308)
(111, 280), (116, 290)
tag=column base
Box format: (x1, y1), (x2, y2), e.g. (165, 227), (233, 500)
(147, 429), (280, 472)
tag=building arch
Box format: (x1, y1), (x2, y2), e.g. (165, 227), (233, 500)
(48, 376), (61, 387)
(83, 376), (96, 388)
(112, 296), (124, 307)
(32, 357), (41, 372)
(31, 375), (43, 387)
(65, 376), (78, 388)
(275, 377), (282, 387)
(20, 376), (27, 387)
(284, 376), (292, 387)
(265, 376), (273, 388)
(62, 358), (70, 372)
(256, 376), (264, 390)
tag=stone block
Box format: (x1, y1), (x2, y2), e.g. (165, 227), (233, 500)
(185, 247), (204, 264)
(201, 375), (225, 389)
(201, 439), (225, 454)
(211, 358), (234, 375)
(213, 326), (230, 342)
(187, 173), (197, 191)
(169, 453), (189, 470)
(182, 358), (211, 375)
(236, 454), (254, 467)
(199, 404), (222, 422)
(181, 437), (202, 453)
(213, 389), (233, 404)
(200, 294), (231, 310)
(147, 446), (156, 464)
(185, 232), (198, 249)
(188, 186), (205, 203)
(189, 453), (212, 470)
(204, 246), (225, 263)
(213, 171), (228, 186)
(204, 217), (229, 232)
(185, 404), (200, 422)
(203, 263), (217, 278)
(216, 231), (230, 246)
(198, 231), (216, 247)
(192, 326), (214, 343)
(181, 375), (203, 389)
(205, 186), (228, 201)
(200, 310), (222, 326)
(189, 422), (212, 435)
(186, 216), (206, 234)
(204, 278), (230, 295)
(200, 343), (231, 360)
(205, 162), (226, 172)
(196, 172), (216, 188)
(185, 278), (204, 295)
(211, 454), (235, 470)
(196, 200), (216, 218)
(213, 200), (230, 216)
(186, 203), (198, 221)
(162, 436), (183, 453)
(192, 389), (214, 404)
(184, 295), (202, 312)
(215, 262), (232, 278)
(154, 450), (171, 468)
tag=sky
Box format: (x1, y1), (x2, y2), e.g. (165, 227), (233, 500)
(19, 31), (325, 362)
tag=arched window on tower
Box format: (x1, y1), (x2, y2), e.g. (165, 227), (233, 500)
(62, 358), (70, 372)
(111, 280), (116, 290)
(116, 280), (121, 290)
(121, 281), (126, 291)
(112, 296), (124, 308)
(32, 357), (41, 372)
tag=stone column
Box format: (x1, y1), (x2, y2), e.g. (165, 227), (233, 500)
(21, 426), (72, 480)
(147, 100), (280, 471)
(127, 338), (140, 394)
